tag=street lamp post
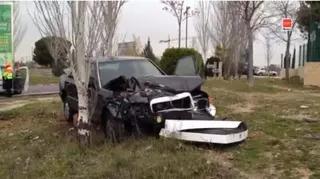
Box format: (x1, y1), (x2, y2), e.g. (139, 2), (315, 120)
(185, 6), (190, 48)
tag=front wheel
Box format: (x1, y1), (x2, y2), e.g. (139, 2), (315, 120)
(63, 101), (75, 123)
(14, 90), (22, 94)
(102, 110), (129, 143)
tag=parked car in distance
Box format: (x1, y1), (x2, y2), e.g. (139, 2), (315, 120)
(254, 67), (277, 76)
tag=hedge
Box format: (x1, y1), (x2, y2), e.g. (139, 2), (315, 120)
(160, 48), (205, 77)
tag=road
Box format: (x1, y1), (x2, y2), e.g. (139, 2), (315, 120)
(25, 84), (59, 94)
(0, 84), (59, 100)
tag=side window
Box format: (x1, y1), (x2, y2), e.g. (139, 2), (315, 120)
(174, 56), (197, 76)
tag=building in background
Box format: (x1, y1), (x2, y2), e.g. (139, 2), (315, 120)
(117, 41), (136, 56)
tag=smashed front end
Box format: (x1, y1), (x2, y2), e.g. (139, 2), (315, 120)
(104, 75), (248, 144)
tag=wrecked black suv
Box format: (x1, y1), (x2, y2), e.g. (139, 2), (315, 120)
(59, 56), (248, 144)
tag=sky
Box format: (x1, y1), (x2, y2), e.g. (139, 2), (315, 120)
(15, 0), (307, 67)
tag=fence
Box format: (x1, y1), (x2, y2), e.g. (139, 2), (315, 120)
(298, 44), (307, 67)
(307, 20), (320, 62)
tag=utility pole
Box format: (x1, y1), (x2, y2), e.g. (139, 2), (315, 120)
(159, 34), (171, 48)
(185, 6), (190, 48)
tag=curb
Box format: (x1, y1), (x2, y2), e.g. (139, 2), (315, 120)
(19, 91), (59, 97)
(0, 92), (59, 101)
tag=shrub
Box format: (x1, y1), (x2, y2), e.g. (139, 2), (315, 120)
(160, 48), (204, 77)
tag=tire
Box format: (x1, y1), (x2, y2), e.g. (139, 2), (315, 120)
(102, 110), (128, 143)
(259, 73), (263, 76)
(14, 90), (22, 94)
(63, 101), (75, 122)
(272, 73), (277, 76)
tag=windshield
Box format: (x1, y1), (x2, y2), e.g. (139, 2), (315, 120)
(98, 59), (164, 86)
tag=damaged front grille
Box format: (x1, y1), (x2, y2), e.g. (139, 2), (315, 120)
(196, 98), (208, 110)
(150, 92), (194, 113)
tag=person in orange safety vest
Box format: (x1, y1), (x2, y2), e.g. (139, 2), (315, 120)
(1, 61), (13, 96)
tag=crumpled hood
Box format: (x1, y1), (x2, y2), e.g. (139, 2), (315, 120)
(136, 75), (205, 92)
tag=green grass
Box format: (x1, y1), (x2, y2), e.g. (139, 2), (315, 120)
(204, 78), (287, 93)
(0, 79), (319, 178)
(0, 101), (237, 179)
(29, 68), (59, 85)
(204, 79), (320, 178)
(30, 75), (59, 85)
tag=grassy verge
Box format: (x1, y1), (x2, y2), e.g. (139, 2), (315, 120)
(30, 75), (59, 85)
(205, 79), (320, 178)
(0, 79), (319, 178)
(29, 68), (59, 85)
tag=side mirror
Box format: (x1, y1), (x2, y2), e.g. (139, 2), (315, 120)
(63, 68), (73, 77)
(174, 56), (198, 76)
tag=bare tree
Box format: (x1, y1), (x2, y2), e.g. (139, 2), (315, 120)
(13, 1), (27, 55)
(236, 1), (273, 87)
(262, 31), (274, 76)
(268, 1), (299, 80)
(29, 2), (70, 38)
(194, 1), (210, 61)
(208, 1), (248, 79)
(209, 1), (233, 73)
(29, 1), (126, 146)
(99, 1), (126, 56)
(227, 2), (248, 79)
(28, 1), (73, 69)
(68, 1), (90, 146)
(190, 36), (199, 51)
(85, 1), (105, 57)
(162, 1), (197, 48)
(208, 1), (232, 52)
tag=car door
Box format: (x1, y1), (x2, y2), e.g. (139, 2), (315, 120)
(88, 63), (100, 122)
(65, 72), (78, 110)
(13, 66), (30, 92)
(174, 55), (198, 76)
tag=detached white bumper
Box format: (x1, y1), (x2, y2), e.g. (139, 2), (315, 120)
(159, 120), (248, 144)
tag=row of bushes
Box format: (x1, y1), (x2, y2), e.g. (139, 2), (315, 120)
(159, 48), (205, 77)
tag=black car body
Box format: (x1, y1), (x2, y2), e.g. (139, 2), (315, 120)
(59, 56), (217, 136)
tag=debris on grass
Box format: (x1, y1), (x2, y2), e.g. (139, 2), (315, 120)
(300, 105), (309, 109)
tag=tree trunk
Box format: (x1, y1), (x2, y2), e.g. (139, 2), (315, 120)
(74, 1), (91, 146)
(77, 88), (91, 146)
(106, 1), (114, 56)
(247, 26), (254, 87)
(178, 22), (181, 48)
(285, 34), (291, 80)
(234, 49), (239, 79)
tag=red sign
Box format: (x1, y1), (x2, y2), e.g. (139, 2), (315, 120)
(282, 18), (292, 31)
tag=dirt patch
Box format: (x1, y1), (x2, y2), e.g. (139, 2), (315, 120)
(294, 167), (313, 179)
(263, 164), (283, 179)
(250, 131), (269, 140)
(206, 150), (234, 169)
(228, 103), (256, 113)
(0, 97), (59, 112)
(281, 114), (314, 121)
(249, 92), (301, 101)
(271, 84), (320, 97)
(0, 102), (30, 112)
